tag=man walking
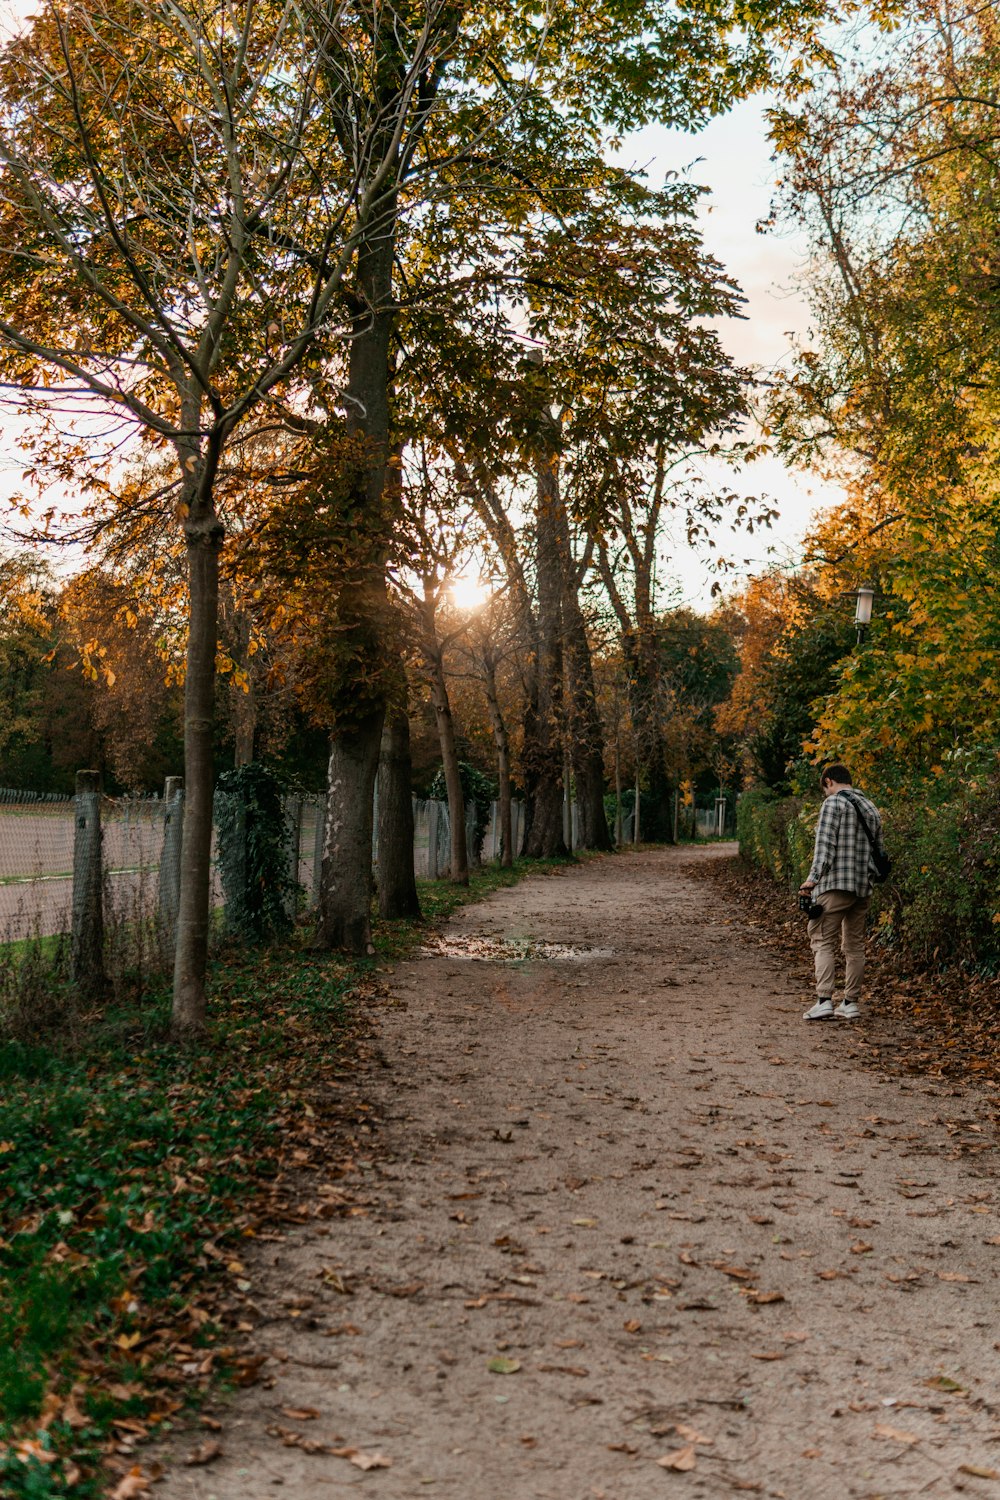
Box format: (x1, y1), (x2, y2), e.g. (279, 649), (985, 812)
(800, 763), (885, 1022)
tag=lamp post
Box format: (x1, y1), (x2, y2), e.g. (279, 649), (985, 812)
(854, 585), (875, 645)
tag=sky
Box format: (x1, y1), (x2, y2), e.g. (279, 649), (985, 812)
(619, 102), (845, 609)
(0, 2), (842, 610)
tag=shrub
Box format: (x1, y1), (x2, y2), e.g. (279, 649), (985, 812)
(214, 764), (296, 944)
(739, 774), (1000, 971)
(736, 789), (816, 887)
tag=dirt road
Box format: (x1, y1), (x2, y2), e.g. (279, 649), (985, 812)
(160, 847), (1000, 1499)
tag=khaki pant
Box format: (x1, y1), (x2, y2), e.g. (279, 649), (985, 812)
(808, 890), (871, 1003)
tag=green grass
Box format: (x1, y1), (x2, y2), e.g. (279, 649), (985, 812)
(0, 932), (65, 960)
(0, 855), (571, 1496)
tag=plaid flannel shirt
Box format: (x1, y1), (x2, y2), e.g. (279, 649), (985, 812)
(807, 789), (884, 898)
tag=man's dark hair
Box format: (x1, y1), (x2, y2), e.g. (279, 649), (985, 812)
(821, 762), (853, 786)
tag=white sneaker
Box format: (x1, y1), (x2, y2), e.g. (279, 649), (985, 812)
(835, 1001), (860, 1020)
(803, 998), (834, 1021)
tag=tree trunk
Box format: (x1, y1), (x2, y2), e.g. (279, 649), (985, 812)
(427, 651), (468, 885)
(316, 174), (397, 943)
(315, 707), (385, 952)
(234, 703), (256, 768)
(231, 604), (257, 766)
(377, 706), (421, 919)
(641, 762), (676, 844)
(172, 503), (224, 1035)
(523, 449), (566, 859)
(561, 576), (612, 852)
(483, 658), (513, 868)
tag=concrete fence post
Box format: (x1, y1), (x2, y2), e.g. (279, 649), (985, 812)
(72, 770), (104, 996)
(427, 799), (439, 880)
(312, 794), (326, 905)
(466, 802), (478, 869)
(285, 795), (303, 918)
(158, 776), (184, 962)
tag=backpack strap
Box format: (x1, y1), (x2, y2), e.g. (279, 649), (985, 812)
(841, 792), (880, 853)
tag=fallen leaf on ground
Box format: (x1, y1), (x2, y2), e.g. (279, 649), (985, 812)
(746, 1291), (784, 1305)
(110, 1470), (151, 1499)
(538, 1364), (589, 1377)
(186, 1441), (222, 1466)
(233, 1354), (269, 1386)
(713, 1263), (752, 1279)
(850, 1241), (873, 1254)
(750, 1351), (785, 1361)
(281, 1407), (321, 1420)
(657, 1445), (697, 1471)
(330, 1448), (393, 1471)
(623, 1319), (642, 1333)
(958, 1465), (1000, 1480)
(873, 1423), (920, 1444)
(924, 1376), (965, 1394)
(937, 1271), (976, 1283)
(488, 1357), (521, 1374)
(675, 1423), (712, 1445)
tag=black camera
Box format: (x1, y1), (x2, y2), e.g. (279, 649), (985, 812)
(798, 892), (824, 919)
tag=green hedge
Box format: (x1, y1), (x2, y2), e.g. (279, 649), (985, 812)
(736, 789), (816, 890)
(737, 780), (1000, 972)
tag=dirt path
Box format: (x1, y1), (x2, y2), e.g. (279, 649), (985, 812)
(160, 847), (1000, 1499)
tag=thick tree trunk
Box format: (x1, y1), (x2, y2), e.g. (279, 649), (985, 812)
(316, 179), (397, 943)
(561, 580), (612, 852)
(518, 667), (539, 857)
(482, 659), (513, 868)
(523, 450), (566, 860)
(377, 707), (421, 920)
(640, 761), (676, 844)
(427, 652), (468, 885)
(172, 505), (224, 1036)
(315, 707), (385, 952)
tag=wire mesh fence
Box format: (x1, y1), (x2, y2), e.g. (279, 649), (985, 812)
(0, 784), (535, 947)
(0, 778), (736, 948)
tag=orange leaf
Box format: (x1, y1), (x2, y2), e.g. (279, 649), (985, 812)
(657, 1445), (697, 1471)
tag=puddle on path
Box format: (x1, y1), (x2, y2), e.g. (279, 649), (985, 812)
(419, 933), (614, 963)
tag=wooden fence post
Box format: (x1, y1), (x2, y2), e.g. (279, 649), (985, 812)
(72, 769), (104, 996)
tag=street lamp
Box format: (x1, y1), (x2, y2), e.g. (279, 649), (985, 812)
(854, 585), (875, 645)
